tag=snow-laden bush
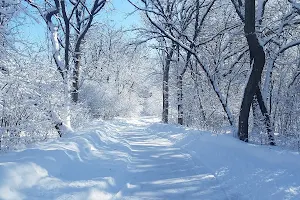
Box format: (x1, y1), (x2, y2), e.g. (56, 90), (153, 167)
(80, 82), (143, 119)
(0, 57), (54, 150)
(0, 52), (92, 150)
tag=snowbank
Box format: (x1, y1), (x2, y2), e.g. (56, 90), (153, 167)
(148, 122), (300, 200)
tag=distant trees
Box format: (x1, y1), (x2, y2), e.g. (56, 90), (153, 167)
(80, 25), (156, 119)
(129, 0), (235, 126)
(130, 0), (300, 147)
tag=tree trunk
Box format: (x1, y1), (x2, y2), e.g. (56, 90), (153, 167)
(72, 51), (80, 103)
(162, 46), (174, 123)
(177, 50), (191, 125)
(239, 0), (275, 145)
(177, 74), (183, 125)
(239, 0), (265, 142)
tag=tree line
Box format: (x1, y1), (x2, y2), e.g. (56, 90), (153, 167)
(0, 0), (299, 150)
(130, 0), (299, 146)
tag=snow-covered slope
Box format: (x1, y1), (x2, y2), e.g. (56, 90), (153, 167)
(0, 117), (299, 200)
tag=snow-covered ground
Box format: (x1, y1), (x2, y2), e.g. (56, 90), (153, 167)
(0, 117), (299, 200)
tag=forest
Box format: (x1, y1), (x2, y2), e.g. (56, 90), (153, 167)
(1, 0), (300, 199)
(0, 0), (299, 150)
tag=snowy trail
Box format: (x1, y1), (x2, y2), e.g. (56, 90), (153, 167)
(0, 117), (300, 200)
(111, 121), (228, 199)
(0, 117), (227, 200)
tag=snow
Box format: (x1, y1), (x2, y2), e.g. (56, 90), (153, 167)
(0, 117), (300, 200)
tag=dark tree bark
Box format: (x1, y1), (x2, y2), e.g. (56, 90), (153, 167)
(55, 122), (63, 137)
(238, 0), (275, 145)
(239, 0), (263, 142)
(60, 0), (70, 72)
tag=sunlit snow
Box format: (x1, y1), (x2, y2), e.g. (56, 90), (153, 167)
(0, 117), (299, 199)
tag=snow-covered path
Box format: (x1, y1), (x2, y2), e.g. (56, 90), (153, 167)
(112, 120), (227, 199)
(0, 117), (226, 200)
(0, 117), (300, 200)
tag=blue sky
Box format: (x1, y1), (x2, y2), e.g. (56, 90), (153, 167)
(21, 0), (140, 44)
(108, 0), (140, 27)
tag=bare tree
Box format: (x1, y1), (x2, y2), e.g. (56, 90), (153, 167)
(26, 0), (107, 135)
(231, 0), (300, 144)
